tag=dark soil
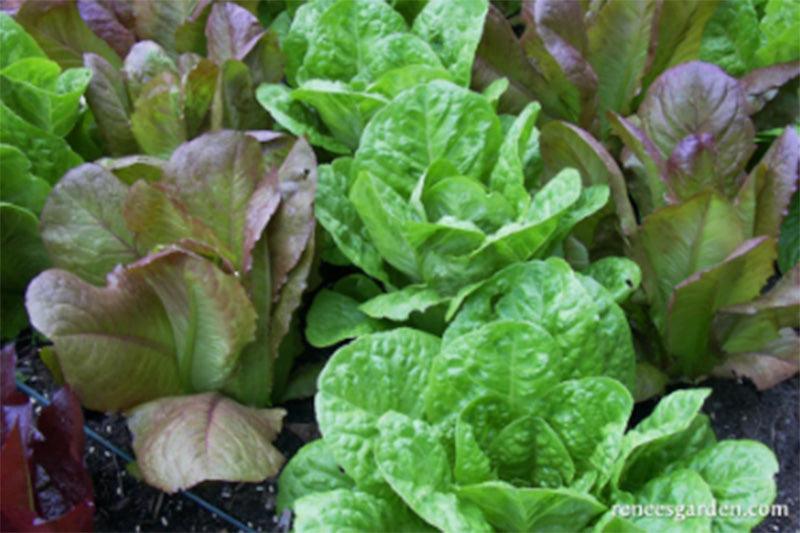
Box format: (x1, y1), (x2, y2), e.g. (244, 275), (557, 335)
(11, 336), (800, 532)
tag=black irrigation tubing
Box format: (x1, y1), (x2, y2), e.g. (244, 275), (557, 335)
(15, 379), (256, 533)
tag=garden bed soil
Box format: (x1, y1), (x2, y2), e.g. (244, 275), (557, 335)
(13, 338), (800, 532)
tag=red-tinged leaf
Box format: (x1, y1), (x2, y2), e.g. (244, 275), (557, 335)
(520, 0), (598, 129)
(713, 352), (799, 391)
(77, 0), (136, 58)
(634, 192), (747, 327)
(0, 425), (36, 516)
(26, 248), (257, 410)
(608, 111), (668, 216)
(741, 61), (800, 115)
(714, 265), (800, 357)
(156, 131), (280, 273)
(665, 133), (720, 201)
(539, 120), (636, 236)
(664, 237), (777, 377)
(128, 393), (285, 492)
(640, 0), (719, 92)
(132, 0), (199, 56)
(83, 53), (138, 156)
(268, 138), (317, 298)
(735, 127), (800, 238)
(472, 5), (572, 118)
(182, 57), (218, 138)
(205, 1), (264, 64)
(587, 0), (655, 135)
(638, 62), (755, 195)
(15, 0), (122, 69)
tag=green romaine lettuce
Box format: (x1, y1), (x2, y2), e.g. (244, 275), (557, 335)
(257, 0), (488, 153)
(281, 305), (778, 532)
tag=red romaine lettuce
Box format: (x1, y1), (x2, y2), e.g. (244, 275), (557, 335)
(25, 130), (317, 491)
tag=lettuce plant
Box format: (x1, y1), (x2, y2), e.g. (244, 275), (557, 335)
(0, 13), (90, 338)
(257, 0), (489, 154)
(606, 61), (799, 388)
(24, 130), (317, 491)
(1, 345), (94, 530)
(306, 79), (612, 345)
(472, 0), (723, 140)
(277, 260), (778, 532)
(81, 1), (282, 159)
(700, 0), (800, 76)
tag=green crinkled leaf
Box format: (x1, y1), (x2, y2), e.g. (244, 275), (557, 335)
(700, 0), (760, 75)
(457, 481), (606, 532)
(412, 0), (488, 86)
(315, 159), (390, 282)
(535, 377), (632, 491)
(682, 440), (778, 532)
(367, 64), (453, 98)
(0, 144), (50, 214)
(0, 58), (91, 137)
(316, 328), (441, 486)
(256, 83), (350, 154)
(755, 0), (800, 67)
(615, 388), (715, 492)
(583, 257), (642, 304)
(351, 171), (421, 278)
(355, 80), (502, 197)
(631, 469), (714, 532)
(0, 100), (82, 185)
(486, 415), (575, 488)
(454, 417), (494, 486)
(1, 203), (50, 339)
(293, 489), (431, 533)
(359, 284), (448, 321)
(306, 289), (387, 347)
(297, 0), (406, 84)
(426, 320), (565, 425)
(0, 12), (46, 68)
(277, 439), (354, 513)
(443, 258), (636, 390)
(375, 411), (492, 533)
(129, 393), (284, 492)
(40, 163), (140, 285)
(489, 102), (539, 215)
(292, 80), (387, 150)
(360, 33), (442, 82)
(281, 0), (338, 86)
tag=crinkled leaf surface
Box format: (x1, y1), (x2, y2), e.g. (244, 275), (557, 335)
(374, 411), (492, 533)
(316, 328), (440, 486)
(458, 481), (606, 532)
(277, 439), (354, 513)
(128, 392), (285, 492)
(355, 80), (502, 197)
(443, 259), (636, 390)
